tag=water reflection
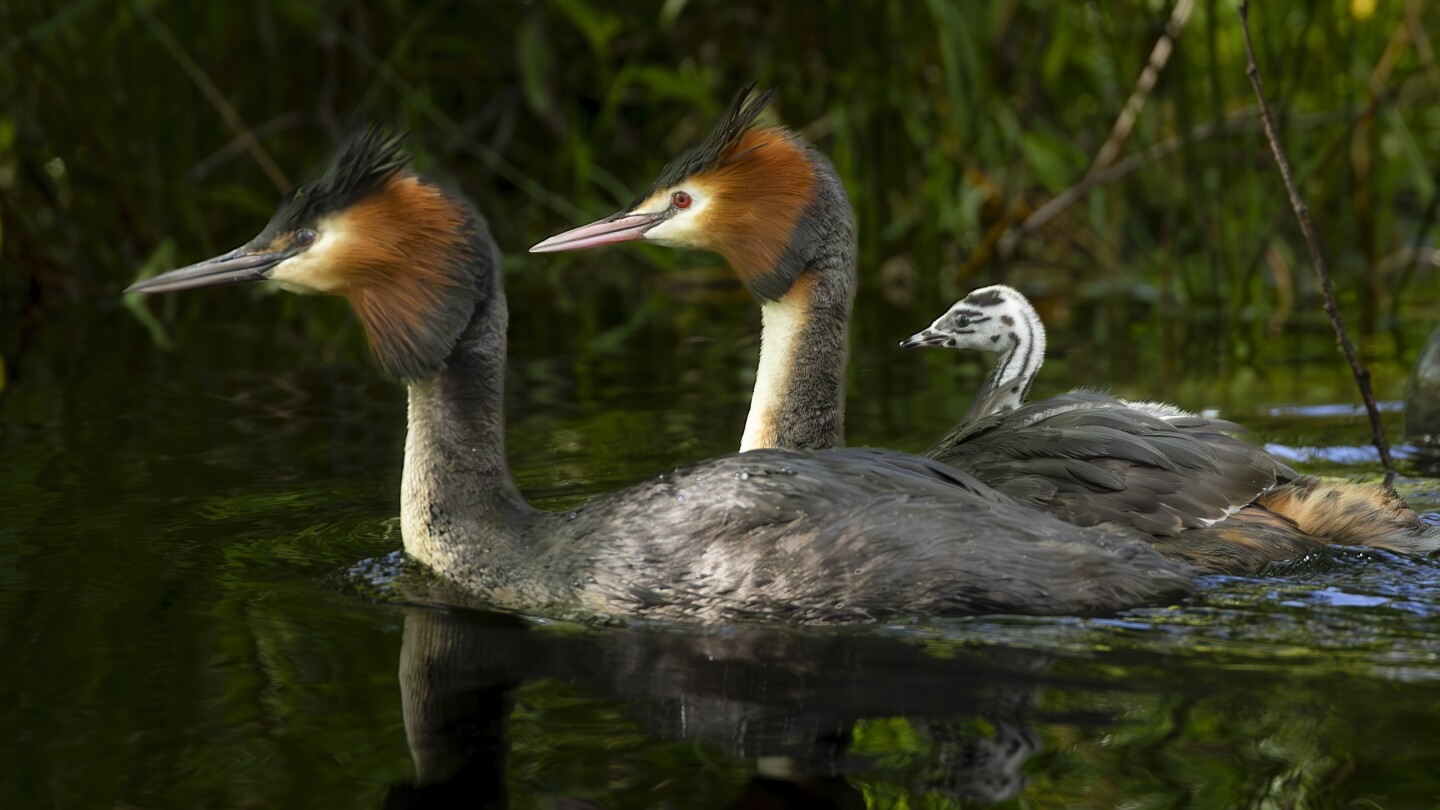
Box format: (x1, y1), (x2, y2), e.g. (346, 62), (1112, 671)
(360, 536), (1440, 806)
(387, 606), (1066, 807)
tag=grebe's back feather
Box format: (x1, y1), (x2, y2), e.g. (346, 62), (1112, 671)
(508, 448), (1192, 623)
(929, 391), (1297, 538)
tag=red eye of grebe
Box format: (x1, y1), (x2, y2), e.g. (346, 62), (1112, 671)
(671, 191), (692, 209)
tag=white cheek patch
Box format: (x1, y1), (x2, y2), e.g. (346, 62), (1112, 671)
(267, 216), (351, 294)
(639, 178), (717, 250)
(952, 331), (996, 352)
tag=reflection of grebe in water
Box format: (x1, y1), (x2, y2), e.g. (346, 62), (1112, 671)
(127, 128), (1191, 622)
(387, 606), (1053, 807)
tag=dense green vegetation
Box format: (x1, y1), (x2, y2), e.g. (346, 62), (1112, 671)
(4, 1), (1438, 349)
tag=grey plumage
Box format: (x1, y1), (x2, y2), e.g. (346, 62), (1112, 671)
(761, 147), (856, 447)
(137, 129), (1202, 624)
(912, 288), (1297, 542)
(929, 391), (1296, 539)
(556, 450), (1190, 622)
(409, 299), (1194, 623)
(917, 287), (1440, 567)
(395, 195), (1194, 622)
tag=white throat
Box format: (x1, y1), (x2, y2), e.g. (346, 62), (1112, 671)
(740, 294), (809, 451)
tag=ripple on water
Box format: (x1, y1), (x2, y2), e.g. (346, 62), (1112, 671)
(871, 547), (1440, 683)
(323, 401), (1440, 689)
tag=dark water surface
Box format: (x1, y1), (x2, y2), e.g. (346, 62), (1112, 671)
(5, 274), (1440, 808)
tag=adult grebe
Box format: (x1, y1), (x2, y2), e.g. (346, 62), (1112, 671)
(125, 128), (1193, 622)
(532, 86), (853, 452)
(905, 285), (1440, 567)
(532, 88), (1439, 569)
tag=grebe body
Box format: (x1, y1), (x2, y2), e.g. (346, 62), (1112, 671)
(534, 89), (1439, 571)
(906, 285), (1440, 568)
(128, 129), (1193, 623)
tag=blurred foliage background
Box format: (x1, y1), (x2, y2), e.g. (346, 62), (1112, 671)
(3, 0), (1438, 368)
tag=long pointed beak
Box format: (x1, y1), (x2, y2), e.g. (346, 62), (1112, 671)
(899, 329), (951, 349)
(529, 212), (666, 253)
(125, 246), (290, 294)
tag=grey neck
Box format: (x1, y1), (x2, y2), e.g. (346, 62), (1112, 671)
(740, 159), (856, 451)
(401, 268), (532, 575)
(962, 303), (1046, 424)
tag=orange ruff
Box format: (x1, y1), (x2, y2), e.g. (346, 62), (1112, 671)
(333, 175), (468, 374)
(691, 127), (818, 288)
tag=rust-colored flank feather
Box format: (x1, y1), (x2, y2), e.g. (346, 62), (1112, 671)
(693, 126), (818, 291)
(1257, 477), (1437, 553)
(1154, 475), (1440, 571)
(1150, 504), (1322, 573)
(332, 174), (468, 378)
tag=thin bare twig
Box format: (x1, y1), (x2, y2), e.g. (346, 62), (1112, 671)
(996, 106), (1355, 259)
(135, 2), (290, 192)
(187, 112), (305, 183)
(0, 0), (105, 58)
(1088, 0), (1196, 177)
(1237, 1), (1395, 475)
(1406, 0), (1440, 97)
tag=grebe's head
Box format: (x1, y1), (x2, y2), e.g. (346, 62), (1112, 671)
(530, 84), (834, 301)
(899, 285), (1036, 353)
(127, 127), (492, 381)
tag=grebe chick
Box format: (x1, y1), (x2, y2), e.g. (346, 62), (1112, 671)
(906, 285), (1440, 566)
(126, 128), (1194, 623)
(901, 284), (1047, 425)
(900, 285), (1194, 425)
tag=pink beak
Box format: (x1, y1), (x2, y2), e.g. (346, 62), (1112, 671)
(529, 211), (666, 253)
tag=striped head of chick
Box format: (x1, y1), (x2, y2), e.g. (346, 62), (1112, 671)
(900, 285), (1043, 356)
(127, 127), (491, 381)
(531, 84), (846, 302)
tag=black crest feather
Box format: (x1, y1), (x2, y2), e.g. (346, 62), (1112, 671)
(315, 126), (411, 208)
(628, 83), (778, 210)
(260, 126), (412, 236)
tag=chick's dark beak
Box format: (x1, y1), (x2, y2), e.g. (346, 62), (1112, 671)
(899, 328), (949, 349)
(125, 244), (293, 294)
(528, 210), (667, 253)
